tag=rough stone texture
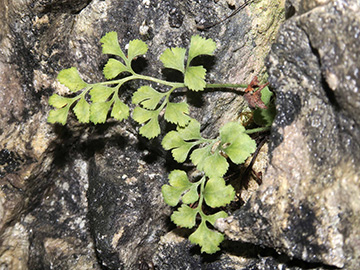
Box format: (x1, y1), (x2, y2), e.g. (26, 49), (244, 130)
(152, 229), (329, 270)
(0, 0), (285, 269)
(86, 125), (171, 269)
(4, 0), (360, 269)
(216, 0), (360, 269)
(25, 150), (100, 269)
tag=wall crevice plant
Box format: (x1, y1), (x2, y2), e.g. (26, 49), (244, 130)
(48, 31), (275, 253)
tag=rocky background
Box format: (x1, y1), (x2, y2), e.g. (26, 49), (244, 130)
(0, 0), (359, 269)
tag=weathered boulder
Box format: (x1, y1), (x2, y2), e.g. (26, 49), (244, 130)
(7, 0), (359, 268)
(216, 0), (360, 269)
(0, 0), (285, 269)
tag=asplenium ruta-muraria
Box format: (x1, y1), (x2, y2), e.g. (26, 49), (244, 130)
(162, 120), (256, 253)
(47, 32), (271, 254)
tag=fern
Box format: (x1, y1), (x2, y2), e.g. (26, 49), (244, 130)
(47, 32), (273, 253)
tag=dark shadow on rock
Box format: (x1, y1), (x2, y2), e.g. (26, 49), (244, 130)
(161, 68), (184, 83)
(222, 241), (339, 270)
(190, 55), (216, 72)
(131, 56), (149, 74)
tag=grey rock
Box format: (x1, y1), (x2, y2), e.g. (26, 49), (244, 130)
(4, 0), (342, 269)
(86, 125), (171, 269)
(152, 230), (327, 270)
(217, 0), (360, 269)
(25, 151), (100, 269)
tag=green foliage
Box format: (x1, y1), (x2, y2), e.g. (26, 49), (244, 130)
(189, 218), (226, 254)
(111, 97), (129, 121)
(103, 58), (130, 79)
(184, 66), (207, 91)
(203, 177), (235, 208)
(47, 31), (274, 254)
(160, 35), (216, 91)
(132, 106), (161, 139)
(89, 85), (114, 102)
(48, 94), (72, 108)
(219, 122), (257, 164)
(162, 170), (200, 206)
(132, 86), (164, 110)
(162, 119), (202, 163)
(47, 105), (71, 125)
(73, 98), (90, 123)
(253, 86), (276, 127)
(57, 67), (88, 92)
(163, 120), (256, 178)
(162, 172), (234, 253)
(187, 35), (217, 64)
(159, 47), (186, 73)
(164, 102), (192, 126)
(100, 31), (127, 60)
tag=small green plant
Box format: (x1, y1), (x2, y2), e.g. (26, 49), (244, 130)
(48, 32), (273, 254)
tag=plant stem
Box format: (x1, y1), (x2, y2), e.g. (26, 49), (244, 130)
(72, 86), (92, 101)
(205, 83), (248, 89)
(97, 74), (185, 89)
(197, 176), (206, 211)
(97, 76), (134, 86)
(244, 126), (271, 134)
(135, 74), (185, 88)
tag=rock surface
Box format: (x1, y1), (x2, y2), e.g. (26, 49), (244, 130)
(2, 0), (359, 269)
(216, 0), (360, 269)
(0, 0), (285, 269)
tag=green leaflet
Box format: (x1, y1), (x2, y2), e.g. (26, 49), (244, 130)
(111, 98), (129, 121)
(127, 39), (148, 60)
(90, 85), (114, 102)
(139, 118), (161, 139)
(160, 47), (186, 73)
(219, 122), (257, 164)
(184, 66), (206, 91)
(206, 211), (229, 226)
(162, 119), (202, 163)
(161, 170), (194, 206)
(162, 131), (196, 163)
(182, 184), (199, 204)
(201, 151), (228, 178)
(73, 97), (90, 123)
(90, 101), (112, 124)
(132, 85), (164, 110)
(171, 204), (197, 228)
(189, 218), (224, 254)
(100, 31), (127, 60)
(133, 106), (160, 139)
(57, 67), (87, 92)
(175, 118), (202, 140)
(48, 94), (75, 125)
(133, 106), (157, 124)
(203, 177), (235, 208)
(48, 106), (70, 125)
(253, 86), (276, 127)
(190, 143), (229, 178)
(89, 85), (129, 121)
(187, 35), (217, 65)
(164, 102), (191, 127)
(189, 221), (224, 254)
(48, 94), (71, 108)
(190, 145), (212, 171)
(259, 85), (273, 104)
(103, 58), (130, 79)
